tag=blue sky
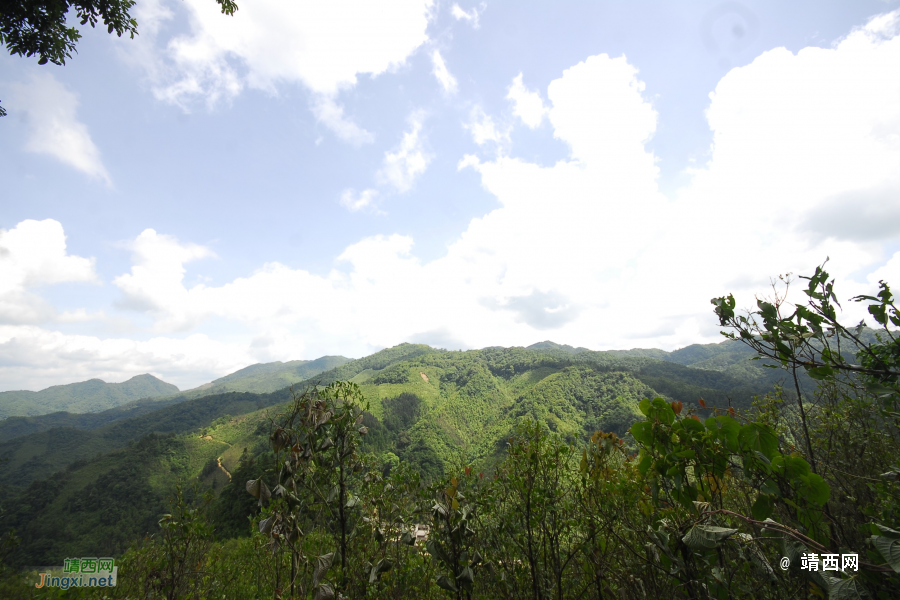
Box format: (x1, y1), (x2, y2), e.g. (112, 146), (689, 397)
(2, 0), (900, 392)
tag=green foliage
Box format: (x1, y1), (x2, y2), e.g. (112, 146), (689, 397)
(0, 0), (237, 123)
(247, 381), (372, 597)
(9, 278), (896, 600)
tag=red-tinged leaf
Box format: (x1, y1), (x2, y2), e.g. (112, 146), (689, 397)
(671, 400), (683, 415)
(698, 398), (707, 408)
(691, 415), (701, 422)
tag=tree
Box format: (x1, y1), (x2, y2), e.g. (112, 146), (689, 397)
(0, 0), (239, 116)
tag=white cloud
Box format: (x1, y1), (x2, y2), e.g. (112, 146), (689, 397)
(340, 188), (380, 212)
(310, 95), (375, 146)
(113, 229), (216, 330)
(0, 326), (260, 391)
(507, 73), (547, 128)
(6, 73), (111, 184)
(0, 220), (98, 325)
(464, 106), (509, 146)
(6, 11), (900, 391)
(430, 49), (458, 94)
(128, 0), (433, 107)
(451, 3), (484, 28)
(377, 113), (432, 192)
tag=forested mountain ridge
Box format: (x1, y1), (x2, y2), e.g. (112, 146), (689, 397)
(0, 345), (436, 490)
(176, 355), (352, 398)
(0, 341), (783, 568)
(0, 374), (179, 419)
(0, 355), (351, 442)
(3, 267), (897, 598)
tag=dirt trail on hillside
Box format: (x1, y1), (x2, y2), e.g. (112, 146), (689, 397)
(217, 456), (232, 482)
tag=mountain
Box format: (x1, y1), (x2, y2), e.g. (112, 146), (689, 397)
(177, 355), (352, 398)
(0, 355), (352, 443)
(0, 374), (179, 419)
(0, 340), (794, 567)
(0, 346), (423, 490)
(525, 341), (591, 354)
(5, 332), (842, 571)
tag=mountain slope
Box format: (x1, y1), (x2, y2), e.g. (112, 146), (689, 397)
(178, 355), (351, 398)
(0, 356), (352, 443)
(0, 341), (790, 567)
(0, 346), (428, 490)
(0, 374), (179, 419)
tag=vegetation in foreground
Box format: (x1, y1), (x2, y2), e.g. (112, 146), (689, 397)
(0, 263), (898, 599)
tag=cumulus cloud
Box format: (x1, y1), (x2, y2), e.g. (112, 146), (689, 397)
(0, 326), (259, 391)
(0, 220), (98, 325)
(802, 179), (900, 241)
(113, 229), (216, 330)
(451, 3), (484, 28)
(507, 73), (547, 128)
(340, 188), (380, 212)
(486, 290), (582, 330)
(377, 113), (432, 192)
(430, 50), (458, 94)
(464, 106), (509, 146)
(125, 0), (433, 125)
(7, 11), (900, 391)
(310, 95), (375, 146)
(6, 73), (111, 184)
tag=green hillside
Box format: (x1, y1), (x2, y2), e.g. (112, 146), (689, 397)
(0, 355), (351, 443)
(178, 355), (351, 398)
(3, 269), (897, 598)
(0, 374), (179, 419)
(0, 342), (787, 567)
(0, 395), (192, 444)
(0, 346), (427, 491)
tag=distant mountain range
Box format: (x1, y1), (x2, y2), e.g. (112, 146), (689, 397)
(0, 374), (179, 419)
(0, 355), (352, 441)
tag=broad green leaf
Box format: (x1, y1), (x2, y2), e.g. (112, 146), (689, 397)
(679, 417), (705, 434)
(313, 553), (334, 587)
(736, 533), (776, 581)
(682, 525), (738, 550)
(771, 455), (812, 480)
(436, 575), (458, 592)
(715, 416), (741, 451)
(652, 398), (676, 425)
(369, 558), (393, 583)
(760, 479), (779, 496)
(246, 478), (261, 498)
(631, 422), (653, 445)
(806, 366), (834, 380)
(873, 535), (900, 573)
(326, 485), (339, 503)
(313, 584), (335, 600)
(258, 516), (274, 535)
(637, 453), (652, 476)
(751, 494), (775, 521)
(639, 398), (651, 417)
(739, 423), (779, 459)
(456, 566), (474, 584)
(427, 540), (449, 567)
(799, 473), (830, 506)
(824, 575), (868, 600)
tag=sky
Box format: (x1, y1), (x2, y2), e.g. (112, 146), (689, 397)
(1, 0), (900, 392)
